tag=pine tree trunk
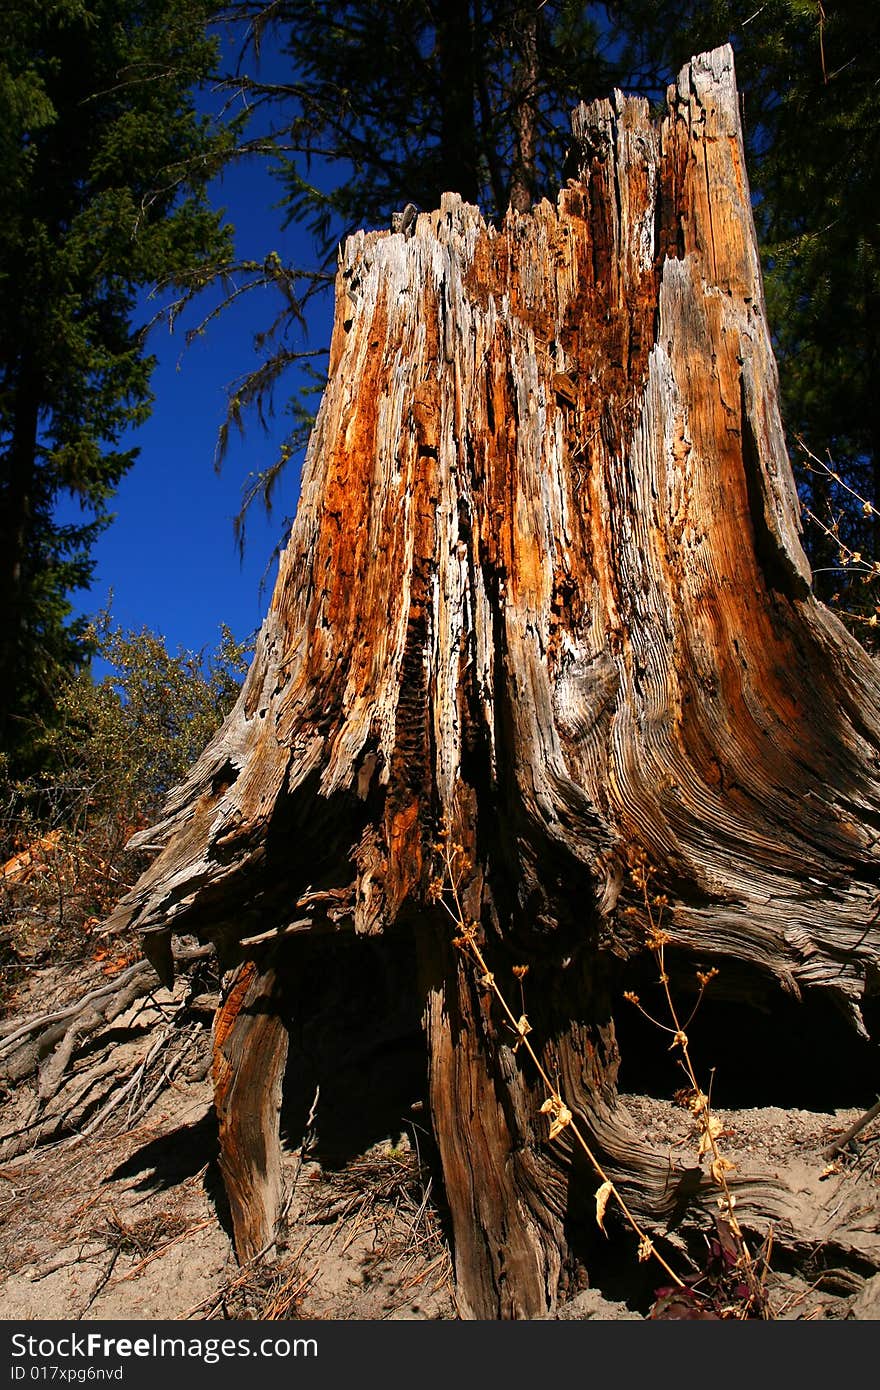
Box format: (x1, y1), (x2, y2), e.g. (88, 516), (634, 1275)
(107, 48), (880, 1317)
(0, 365), (40, 749)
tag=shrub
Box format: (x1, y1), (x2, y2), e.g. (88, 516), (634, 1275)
(0, 613), (250, 974)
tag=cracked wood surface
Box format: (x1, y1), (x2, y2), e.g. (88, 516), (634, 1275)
(212, 960), (288, 1263)
(105, 47), (880, 1315)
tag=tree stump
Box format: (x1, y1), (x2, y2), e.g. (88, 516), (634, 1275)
(107, 47), (880, 1316)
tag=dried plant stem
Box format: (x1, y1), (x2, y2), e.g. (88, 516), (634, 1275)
(824, 1095), (880, 1158)
(437, 835), (686, 1291)
(633, 872), (772, 1318)
(797, 436), (880, 633)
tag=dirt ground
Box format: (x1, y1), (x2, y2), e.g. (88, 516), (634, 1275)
(1, 954), (878, 1322)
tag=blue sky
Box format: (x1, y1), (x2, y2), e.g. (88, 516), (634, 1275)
(74, 31), (336, 664)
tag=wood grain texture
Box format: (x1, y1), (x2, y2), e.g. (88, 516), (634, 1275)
(212, 960), (288, 1263)
(106, 47), (880, 1314)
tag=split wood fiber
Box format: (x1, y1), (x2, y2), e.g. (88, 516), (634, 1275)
(106, 48), (880, 1317)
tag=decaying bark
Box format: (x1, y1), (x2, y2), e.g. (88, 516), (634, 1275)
(212, 960), (288, 1262)
(106, 47), (880, 1316)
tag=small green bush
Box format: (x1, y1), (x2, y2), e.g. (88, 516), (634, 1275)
(0, 613), (250, 975)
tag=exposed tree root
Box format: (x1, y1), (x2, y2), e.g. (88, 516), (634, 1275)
(0, 943), (215, 1162)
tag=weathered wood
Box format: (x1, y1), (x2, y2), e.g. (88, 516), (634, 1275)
(106, 47), (880, 1314)
(420, 920), (566, 1318)
(212, 959), (288, 1263)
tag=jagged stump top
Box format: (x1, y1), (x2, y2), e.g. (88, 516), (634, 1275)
(107, 46), (880, 1027)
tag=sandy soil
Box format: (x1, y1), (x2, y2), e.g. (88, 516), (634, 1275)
(1, 956), (878, 1322)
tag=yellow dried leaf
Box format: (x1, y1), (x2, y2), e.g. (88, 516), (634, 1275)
(479, 971), (495, 988)
(637, 1235), (654, 1262)
(540, 1095), (572, 1140)
(711, 1156), (735, 1184)
(697, 1114), (724, 1157)
(595, 1180), (613, 1236)
(549, 1109), (571, 1140)
(688, 1090), (709, 1115)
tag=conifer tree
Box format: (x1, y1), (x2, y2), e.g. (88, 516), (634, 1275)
(0, 0), (234, 767)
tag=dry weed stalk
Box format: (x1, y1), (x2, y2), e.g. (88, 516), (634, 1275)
(435, 828), (778, 1316)
(798, 437), (880, 634)
(432, 826), (687, 1294)
(624, 854), (773, 1318)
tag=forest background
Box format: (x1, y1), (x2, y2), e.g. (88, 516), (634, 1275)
(1, 0), (878, 972)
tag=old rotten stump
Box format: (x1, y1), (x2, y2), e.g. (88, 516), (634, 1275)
(107, 47), (880, 1316)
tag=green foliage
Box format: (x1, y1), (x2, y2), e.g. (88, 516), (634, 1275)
(0, 0), (236, 769)
(0, 616), (250, 965)
(754, 3), (880, 594)
(45, 612), (251, 821)
(255, 0), (608, 241)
